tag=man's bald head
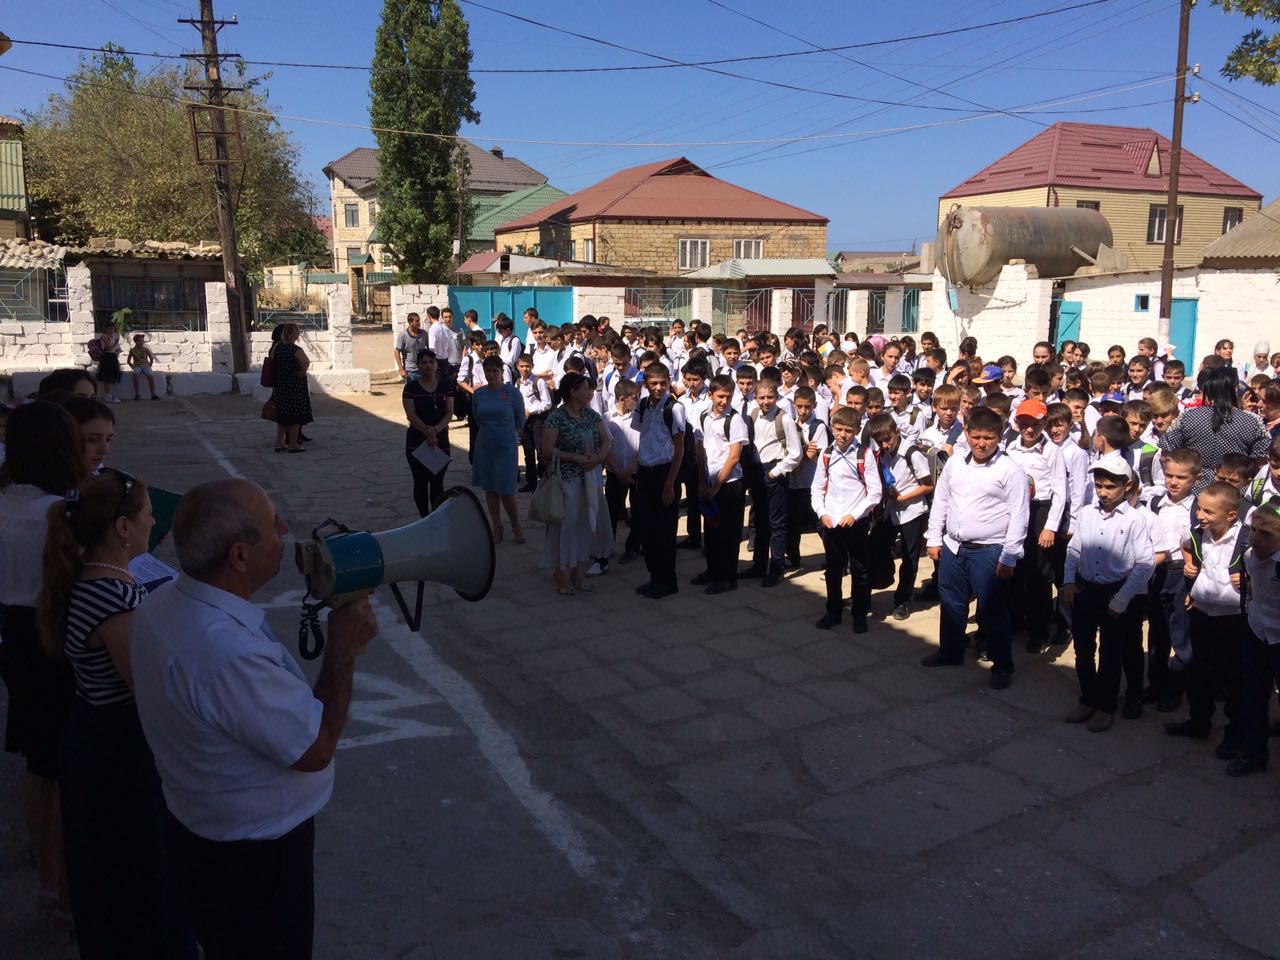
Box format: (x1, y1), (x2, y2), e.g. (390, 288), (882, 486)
(173, 478), (269, 581)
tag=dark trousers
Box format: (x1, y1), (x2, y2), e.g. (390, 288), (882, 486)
(1071, 580), (1142, 714)
(1011, 500), (1054, 642)
(1144, 562), (1183, 695)
(519, 412), (547, 482)
(821, 517), (871, 618)
(1186, 609), (1245, 733)
(1240, 625), (1280, 764)
(938, 543), (1013, 674)
(166, 814), (315, 960)
(705, 481), (745, 584)
(892, 515), (926, 606)
(785, 485), (814, 564)
(406, 448), (448, 517)
(678, 448), (702, 544)
(605, 473), (641, 553)
(637, 462), (679, 588)
(751, 463), (789, 568)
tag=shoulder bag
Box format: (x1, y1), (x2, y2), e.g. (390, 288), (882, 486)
(528, 449), (565, 524)
(260, 343), (276, 388)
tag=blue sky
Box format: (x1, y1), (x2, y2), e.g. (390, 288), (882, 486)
(3, 0), (1279, 250)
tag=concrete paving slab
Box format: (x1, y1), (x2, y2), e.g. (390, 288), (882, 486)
(742, 688), (836, 730)
(1192, 834), (1280, 957)
(799, 718), (946, 792)
(668, 746), (814, 825)
(1058, 917), (1244, 960)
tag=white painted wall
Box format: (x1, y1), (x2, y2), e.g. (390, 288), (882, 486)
(1062, 267), (1280, 365)
(0, 264), (95, 371)
(928, 263), (1054, 360)
(573, 286), (626, 322)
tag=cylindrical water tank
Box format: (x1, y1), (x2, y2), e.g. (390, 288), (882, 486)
(936, 206), (1114, 287)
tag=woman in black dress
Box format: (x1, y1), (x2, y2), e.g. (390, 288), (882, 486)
(1159, 365), (1271, 490)
(402, 348), (454, 516)
(269, 322), (313, 453)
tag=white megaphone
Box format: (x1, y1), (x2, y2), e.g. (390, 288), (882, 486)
(294, 486), (495, 658)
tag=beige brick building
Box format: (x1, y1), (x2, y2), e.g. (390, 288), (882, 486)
(493, 158), (827, 276)
(938, 122), (1261, 272)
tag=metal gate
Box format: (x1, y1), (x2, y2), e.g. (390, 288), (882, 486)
(711, 288), (770, 336)
(624, 287), (692, 328)
(447, 285), (573, 341)
(900, 288), (919, 333)
(790, 288), (815, 330)
(0, 266), (68, 323)
(824, 289), (848, 334)
(253, 274), (328, 331)
(867, 290), (886, 335)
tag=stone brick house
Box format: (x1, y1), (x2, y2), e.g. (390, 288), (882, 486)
(938, 121), (1262, 272)
(322, 142), (549, 272)
(492, 157), (828, 276)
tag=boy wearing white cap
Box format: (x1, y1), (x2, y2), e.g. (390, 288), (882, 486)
(1062, 454), (1155, 732)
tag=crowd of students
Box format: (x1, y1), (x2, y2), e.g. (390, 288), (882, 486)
(480, 311), (1280, 775)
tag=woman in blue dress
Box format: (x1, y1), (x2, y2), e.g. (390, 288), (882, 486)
(471, 355), (527, 543)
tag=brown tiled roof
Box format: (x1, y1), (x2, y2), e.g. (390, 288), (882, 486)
(1200, 197), (1280, 263)
(323, 142), (547, 194)
(0, 115), (22, 128)
(941, 122), (1261, 201)
(495, 157), (827, 233)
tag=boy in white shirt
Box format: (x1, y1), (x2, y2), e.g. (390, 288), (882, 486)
(1245, 435), (1280, 510)
(786, 387), (829, 568)
(604, 379), (643, 565)
(867, 413), (933, 621)
(742, 379), (803, 588)
(1231, 505), (1280, 776)
(1061, 456), (1155, 731)
(887, 374), (924, 446)
(691, 375), (750, 594)
(1165, 481), (1248, 758)
(1145, 447), (1199, 710)
(676, 359), (712, 551)
(922, 407), (1031, 689)
(811, 406), (882, 633)
(1045, 402), (1089, 646)
(514, 354), (551, 492)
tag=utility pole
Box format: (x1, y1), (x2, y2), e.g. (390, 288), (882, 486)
(1157, 0), (1198, 343)
(180, 0), (249, 373)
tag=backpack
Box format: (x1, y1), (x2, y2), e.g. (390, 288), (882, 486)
(87, 337), (105, 362)
(637, 394), (692, 450)
(699, 408), (740, 443)
(1249, 475), (1279, 509)
(1137, 443), (1159, 487)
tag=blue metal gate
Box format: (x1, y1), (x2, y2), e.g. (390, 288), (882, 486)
(1053, 299), (1082, 347)
(447, 285), (574, 341)
(1170, 298), (1198, 364)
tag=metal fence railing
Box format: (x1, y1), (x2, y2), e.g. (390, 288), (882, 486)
(710, 288), (770, 336)
(624, 287), (693, 330)
(253, 274), (329, 331)
(0, 266), (69, 323)
(92, 274), (206, 331)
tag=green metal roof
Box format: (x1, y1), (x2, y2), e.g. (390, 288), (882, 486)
(367, 224), (381, 244)
(305, 272), (347, 284)
(366, 271), (396, 283)
(469, 184), (567, 243)
(348, 253), (372, 266)
(0, 140), (28, 216)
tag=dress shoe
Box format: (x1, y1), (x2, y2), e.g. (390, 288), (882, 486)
(1087, 711), (1114, 733)
(1063, 703), (1095, 724)
(815, 612), (841, 630)
(1025, 635), (1051, 655)
(677, 537), (703, 551)
(704, 581), (738, 595)
(784, 557), (801, 569)
(739, 564), (766, 579)
(989, 669), (1013, 690)
(645, 583), (678, 600)
(1050, 624), (1071, 646)
(921, 651), (963, 667)
(1226, 756), (1268, 777)
(1215, 732), (1242, 760)
(635, 581), (655, 596)
(1120, 699), (1143, 720)
(1164, 719), (1211, 739)
(761, 567), (782, 588)
(618, 550), (639, 565)
(690, 571), (714, 586)
(851, 616), (869, 635)
(891, 603), (910, 621)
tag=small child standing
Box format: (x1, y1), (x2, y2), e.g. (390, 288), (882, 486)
(515, 355), (551, 492)
(743, 379), (802, 587)
(127, 333), (159, 400)
(1230, 506), (1280, 776)
(691, 375), (749, 594)
(1166, 482), (1248, 759)
(867, 413), (933, 621)
(811, 406), (882, 632)
(605, 379), (643, 565)
(1062, 456), (1155, 731)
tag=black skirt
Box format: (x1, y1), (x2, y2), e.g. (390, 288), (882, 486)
(98, 352), (123, 385)
(0, 605), (73, 779)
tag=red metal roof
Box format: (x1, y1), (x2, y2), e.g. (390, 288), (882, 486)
(940, 122), (1261, 201)
(495, 158), (827, 233)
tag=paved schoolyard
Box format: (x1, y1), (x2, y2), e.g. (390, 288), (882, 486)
(3, 384), (1279, 959)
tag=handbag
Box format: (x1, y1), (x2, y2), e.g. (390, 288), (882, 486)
(260, 346), (276, 388)
(261, 399), (278, 422)
(87, 338), (104, 362)
(528, 450), (565, 524)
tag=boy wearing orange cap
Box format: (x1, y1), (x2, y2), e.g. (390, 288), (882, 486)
(1004, 398), (1068, 654)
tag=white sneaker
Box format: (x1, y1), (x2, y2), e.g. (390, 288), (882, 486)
(586, 561), (605, 577)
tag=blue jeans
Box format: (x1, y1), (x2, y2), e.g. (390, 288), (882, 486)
(938, 543), (1013, 674)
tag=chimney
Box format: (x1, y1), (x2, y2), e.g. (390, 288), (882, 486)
(490, 145), (504, 159)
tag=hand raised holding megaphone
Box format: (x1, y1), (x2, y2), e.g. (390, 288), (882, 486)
(326, 597), (379, 658)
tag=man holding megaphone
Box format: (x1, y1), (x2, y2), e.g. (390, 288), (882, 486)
(131, 477), (378, 960)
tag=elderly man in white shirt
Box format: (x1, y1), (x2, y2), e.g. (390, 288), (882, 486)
(923, 406), (1030, 688)
(131, 478), (377, 960)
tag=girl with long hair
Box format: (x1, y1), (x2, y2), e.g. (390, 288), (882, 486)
(1159, 365), (1271, 489)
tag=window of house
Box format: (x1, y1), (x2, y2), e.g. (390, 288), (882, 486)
(569, 240), (577, 262)
(733, 238), (764, 259)
(678, 238), (710, 270)
(1134, 294), (1150, 312)
(344, 203), (360, 228)
(1076, 200), (1100, 212)
(368, 201), (378, 224)
(1146, 204), (1183, 244)
(582, 238), (595, 263)
(1222, 207), (1243, 234)
(543, 242), (556, 259)
(345, 246), (361, 265)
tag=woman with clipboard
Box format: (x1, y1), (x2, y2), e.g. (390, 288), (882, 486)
(403, 348), (455, 516)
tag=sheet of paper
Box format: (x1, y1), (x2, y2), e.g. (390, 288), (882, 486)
(411, 442), (452, 475)
(148, 487), (183, 552)
(129, 553), (179, 592)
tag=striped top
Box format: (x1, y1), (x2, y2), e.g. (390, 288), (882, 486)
(65, 577), (145, 706)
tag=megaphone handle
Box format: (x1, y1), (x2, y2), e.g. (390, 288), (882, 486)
(299, 603), (326, 660)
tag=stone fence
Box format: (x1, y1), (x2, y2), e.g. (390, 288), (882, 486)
(0, 266), (369, 398)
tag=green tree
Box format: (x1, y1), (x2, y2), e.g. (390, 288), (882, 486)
(1215, 0), (1280, 85)
(22, 48), (327, 277)
(370, 0), (479, 283)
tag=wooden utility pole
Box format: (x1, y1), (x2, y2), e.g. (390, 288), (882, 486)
(181, 0), (249, 372)
(1157, 0), (1195, 342)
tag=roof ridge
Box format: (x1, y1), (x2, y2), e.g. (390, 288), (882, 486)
(596, 157), (691, 218)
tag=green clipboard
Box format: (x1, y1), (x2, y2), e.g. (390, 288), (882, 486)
(148, 487), (183, 552)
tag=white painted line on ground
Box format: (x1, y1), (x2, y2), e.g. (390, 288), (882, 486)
(372, 598), (599, 880)
(188, 426), (245, 479)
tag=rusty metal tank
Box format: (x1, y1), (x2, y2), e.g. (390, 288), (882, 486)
(936, 206), (1113, 287)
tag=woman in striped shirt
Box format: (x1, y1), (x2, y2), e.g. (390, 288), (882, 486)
(39, 469), (191, 956)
